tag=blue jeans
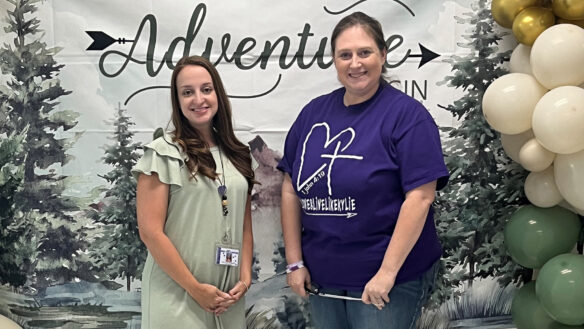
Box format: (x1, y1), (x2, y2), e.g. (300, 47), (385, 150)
(308, 260), (439, 329)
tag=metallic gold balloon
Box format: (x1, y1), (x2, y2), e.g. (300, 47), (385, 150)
(557, 17), (584, 28)
(553, 0), (584, 20)
(492, 0), (543, 28)
(513, 7), (556, 45)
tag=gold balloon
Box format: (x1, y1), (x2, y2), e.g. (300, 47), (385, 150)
(553, 0), (584, 20)
(557, 17), (584, 28)
(513, 7), (556, 45)
(492, 0), (543, 28)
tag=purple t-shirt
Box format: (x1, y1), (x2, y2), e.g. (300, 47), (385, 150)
(278, 82), (449, 290)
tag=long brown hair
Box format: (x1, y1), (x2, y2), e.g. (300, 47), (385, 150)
(169, 55), (256, 193)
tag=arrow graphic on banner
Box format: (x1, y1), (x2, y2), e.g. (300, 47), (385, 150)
(303, 211), (358, 219)
(409, 43), (440, 68)
(86, 31), (134, 51)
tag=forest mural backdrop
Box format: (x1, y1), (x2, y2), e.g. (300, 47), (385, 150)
(1, 0), (583, 328)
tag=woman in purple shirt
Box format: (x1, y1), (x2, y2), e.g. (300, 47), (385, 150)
(278, 12), (449, 329)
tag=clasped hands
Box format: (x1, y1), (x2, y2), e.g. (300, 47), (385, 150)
(191, 281), (248, 316)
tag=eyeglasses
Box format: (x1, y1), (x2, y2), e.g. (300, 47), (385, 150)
(304, 283), (362, 301)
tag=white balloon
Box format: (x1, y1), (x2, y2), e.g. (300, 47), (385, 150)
(0, 315), (22, 329)
(519, 139), (556, 172)
(554, 149), (584, 209)
(510, 44), (533, 75)
(501, 130), (535, 163)
(531, 24), (584, 89)
(532, 86), (584, 154)
(482, 73), (547, 134)
(525, 166), (563, 207)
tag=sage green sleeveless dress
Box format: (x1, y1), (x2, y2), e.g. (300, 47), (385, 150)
(132, 134), (253, 329)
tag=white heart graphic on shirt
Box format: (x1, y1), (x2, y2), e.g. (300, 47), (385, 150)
(296, 122), (362, 195)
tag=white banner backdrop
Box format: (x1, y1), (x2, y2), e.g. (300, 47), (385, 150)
(29, 0), (469, 196)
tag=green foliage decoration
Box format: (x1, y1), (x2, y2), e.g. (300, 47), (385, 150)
(433, 0), (531, 306)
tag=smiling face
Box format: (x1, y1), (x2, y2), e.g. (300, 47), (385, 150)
(333, 25), (387, 105)
(176, 65), (218, 132)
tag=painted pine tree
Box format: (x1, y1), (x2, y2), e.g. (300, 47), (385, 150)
(89, 104), (145, 291)
(0, 0), (93, 289)
(0, 130), (28, 287)
(433, 0), (530, 300)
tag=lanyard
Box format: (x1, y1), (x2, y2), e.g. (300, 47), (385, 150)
(216, 146), (231, 243)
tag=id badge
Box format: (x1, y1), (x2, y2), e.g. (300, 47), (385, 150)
(215, 243), (240, 267)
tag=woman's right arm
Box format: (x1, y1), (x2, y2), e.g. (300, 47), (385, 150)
(281, 173), (310, 297)
(136, 173), (232, 312)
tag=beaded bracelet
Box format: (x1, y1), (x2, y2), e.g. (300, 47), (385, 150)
(285, 261), (305, 274)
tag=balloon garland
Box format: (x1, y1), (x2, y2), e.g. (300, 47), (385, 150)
(487, 0), (584, 327)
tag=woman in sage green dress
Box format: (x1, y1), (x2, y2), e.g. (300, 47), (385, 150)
(132, 55), (257, 329)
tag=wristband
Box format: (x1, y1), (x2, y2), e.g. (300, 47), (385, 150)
(286, 261), (305, 274)
(240, 280), (249, 292)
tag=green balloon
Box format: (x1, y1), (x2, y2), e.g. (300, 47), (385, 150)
(504, 205), (580, 268)
(512, 281), (557, 329)
(536, 254), (584, 326)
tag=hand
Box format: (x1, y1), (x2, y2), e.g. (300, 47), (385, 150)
(361, 271), (395, 310)
(189, 283), (233, 314)
(287, 267), (311, 298)
(212, 281), (249, 316)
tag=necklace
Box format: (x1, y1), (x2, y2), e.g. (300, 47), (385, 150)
(216, 146), (228, 216)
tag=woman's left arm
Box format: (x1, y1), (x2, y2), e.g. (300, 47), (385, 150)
(238, 194), (254, 290)
(217, 195), (253, 315)
(361, 180), (437, 309)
